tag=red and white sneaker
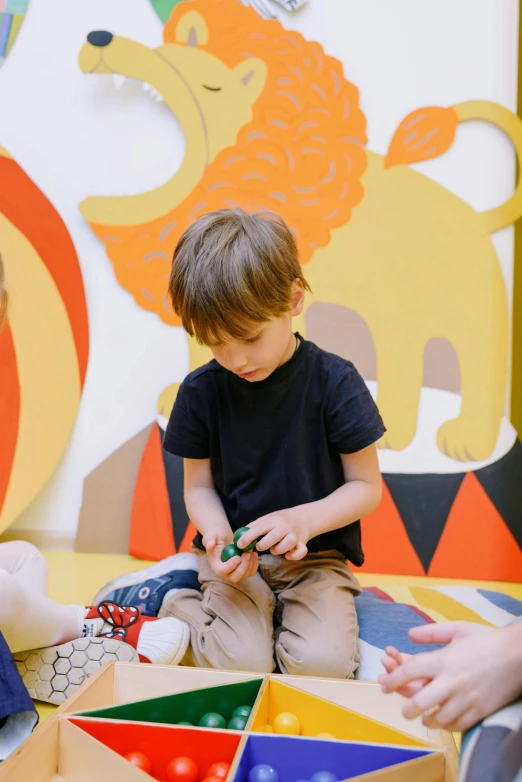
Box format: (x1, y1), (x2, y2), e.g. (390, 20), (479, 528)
(85, 602), (189, 666)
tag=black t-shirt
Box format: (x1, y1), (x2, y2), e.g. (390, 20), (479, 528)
(163, 336), (385, 565)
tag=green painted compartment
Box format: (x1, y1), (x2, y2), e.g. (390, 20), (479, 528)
(78, 678), (265, 728)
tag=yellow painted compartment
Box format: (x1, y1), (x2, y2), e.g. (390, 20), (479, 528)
(250, 678), (429, 747)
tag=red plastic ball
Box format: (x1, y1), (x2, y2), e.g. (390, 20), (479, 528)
(202, 776), (225, 782)
(167, 756), (199, 782)
(125, 751), (152, 774)
(207, 763), (231, 780)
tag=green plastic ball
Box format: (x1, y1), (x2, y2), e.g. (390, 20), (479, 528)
(233, 526), (256, 551)
(176, 721), (193, 726)
(228, 715), (248, 730)
(232, 705), (252, 719)
(199, 712), (227, 729)
(221, 543), (241, 562)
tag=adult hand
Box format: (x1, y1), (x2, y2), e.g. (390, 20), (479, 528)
(380, 622), (489, 698)
(379, 622), (522, 732)
(203, 534), (259, 582)
(238, 508), (309, 560)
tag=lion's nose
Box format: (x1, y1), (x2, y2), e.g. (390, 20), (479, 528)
(87, 31), (114, 47)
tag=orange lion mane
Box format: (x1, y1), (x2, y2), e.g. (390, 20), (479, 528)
(90, 0), (368, 325)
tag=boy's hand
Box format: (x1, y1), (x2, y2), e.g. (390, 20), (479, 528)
(238, 509), (309, 560)
(378, 622), (518, 732)
(203, 533), (259, 583)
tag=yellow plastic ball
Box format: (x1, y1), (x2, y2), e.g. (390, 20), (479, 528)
(258, 724), (273, 733)
(273, 712), (301, 735)
(315, 732), (335, 739)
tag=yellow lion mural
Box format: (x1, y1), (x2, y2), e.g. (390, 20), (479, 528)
(78, 0), (522, 463)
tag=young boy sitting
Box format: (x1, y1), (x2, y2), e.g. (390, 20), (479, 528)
(159, 208), (385, 678)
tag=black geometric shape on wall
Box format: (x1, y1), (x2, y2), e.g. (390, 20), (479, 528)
(384, 471), (465, 571)
(475, 438), (522, 550)
(158, 424), (191, 550)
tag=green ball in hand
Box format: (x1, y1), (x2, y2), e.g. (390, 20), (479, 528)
(221, 543), (241, 562)
(199, 712), (227, 729)
(233, 526), (257, 551)
(228, 715), (248, 730)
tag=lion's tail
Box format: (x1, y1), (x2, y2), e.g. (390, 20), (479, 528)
(386, 99), (522, 235)
(455, 101), (522, 234)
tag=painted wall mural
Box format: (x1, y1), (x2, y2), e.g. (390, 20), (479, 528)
(70, 0), (522, 580)
(0, 148), (89, 534)
(0, 0), (28, 66)
(0, 0), (520, 581)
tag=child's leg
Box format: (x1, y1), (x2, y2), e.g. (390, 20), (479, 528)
(0, 569), (85, 654)
(159, 555), (276, 673)
(0, 542), (84, 653)
(0, 542), (48, 594)
(268, 551), (361, 679)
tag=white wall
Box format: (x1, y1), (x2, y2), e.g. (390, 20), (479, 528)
(0, 0), (518, 535)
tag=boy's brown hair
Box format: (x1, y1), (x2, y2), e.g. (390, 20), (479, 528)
(0, 253), (7, 329)
(169, 209), (311, 345)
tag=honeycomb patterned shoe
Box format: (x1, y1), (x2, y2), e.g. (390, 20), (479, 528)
(14, 637), (138, 705)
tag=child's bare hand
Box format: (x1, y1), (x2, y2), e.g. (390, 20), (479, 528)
(378, 622), (518, 732)
(239, 509), (309, 560)
(203, 534), (259, 582)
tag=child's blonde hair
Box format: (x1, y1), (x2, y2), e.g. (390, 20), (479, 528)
(0, 253), (7, 329)
(169, 209), (311, 345)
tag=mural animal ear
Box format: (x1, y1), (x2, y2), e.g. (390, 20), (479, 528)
(233, 58), (267, 102)
(149, 0), (185, 24)
(174, 10), (209, 46)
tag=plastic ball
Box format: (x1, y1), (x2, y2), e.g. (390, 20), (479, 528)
(232, 704), (252, 719)
(248, 764), (279, 782)
(315, 733), (335, 739)
(206, 762), (230, 779)
(199, 712), (227, 729)
(256, 724), (273, 733)
(202, 776), (223, 782)
(221, 544), (241, 562)
(177, 721), (193, 726)
(310, 772), (339, 782)
(125, 752), (152, 773)
(272, 711), (301, 735)
(166, 756), (199, 782)
(228, 715), (248, 730)
(233, 526), (256, 551)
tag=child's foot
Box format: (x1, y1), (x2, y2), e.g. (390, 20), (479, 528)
(14, 637), (138, 705)
(86, 602), (189, 665)
(91, 553), (200, 616)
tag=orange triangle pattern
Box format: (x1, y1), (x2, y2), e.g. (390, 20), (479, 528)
(130, 425), (176, 561)
(178, 520), (198, 553)
(428, 471), (522, 580)
(354, 480), (425, 576)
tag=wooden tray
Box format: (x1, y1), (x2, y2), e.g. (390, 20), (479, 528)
(1, 663), (458, 782)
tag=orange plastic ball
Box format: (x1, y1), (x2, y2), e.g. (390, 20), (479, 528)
(125, 751), (152, 773)
(207, 763), (230, 779)
(167, 756), (199, 782)
(272, 712), (301, 735)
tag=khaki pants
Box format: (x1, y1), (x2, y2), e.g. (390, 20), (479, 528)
(159, 550), (361, 679)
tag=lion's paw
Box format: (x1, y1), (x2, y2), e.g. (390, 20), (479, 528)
(378, 428), (415, 452)
(436, 418), (495, 463)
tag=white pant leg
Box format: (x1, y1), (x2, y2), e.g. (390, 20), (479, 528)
(0, 542), (84, 653)
(0, 541), (48, 594)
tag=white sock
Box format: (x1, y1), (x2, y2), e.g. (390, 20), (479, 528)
(77, 607), (104, 638)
